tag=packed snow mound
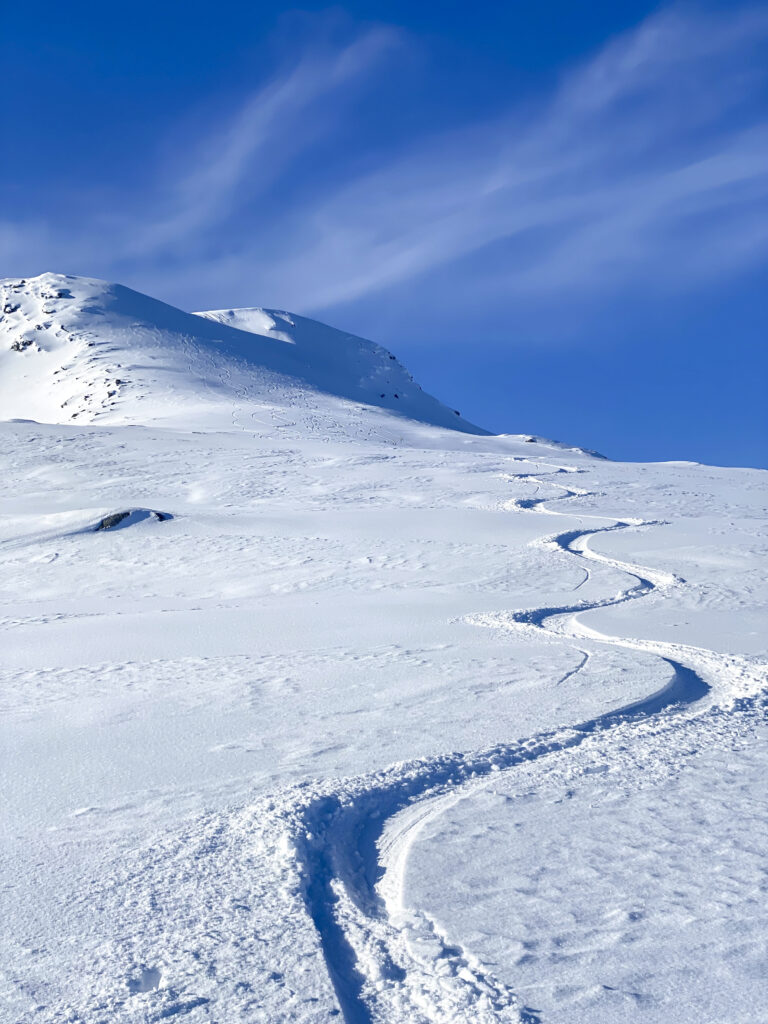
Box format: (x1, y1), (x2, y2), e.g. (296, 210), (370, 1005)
(0, 273), (486, 435)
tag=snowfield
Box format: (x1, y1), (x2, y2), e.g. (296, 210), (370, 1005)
(1, 274), (766, 1023)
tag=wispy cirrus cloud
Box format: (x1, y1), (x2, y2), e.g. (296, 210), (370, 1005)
(0, 23), (405, 280)
(2, 6), (767, 316)
(243, 5), (768, 311)
(121, 25), (404, 258)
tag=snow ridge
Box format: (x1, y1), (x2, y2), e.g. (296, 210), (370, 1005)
(0, 273), (485, 435)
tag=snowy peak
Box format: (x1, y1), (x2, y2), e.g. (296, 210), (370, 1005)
(0, 273), (127, 424)
(0, 273), (485, 436)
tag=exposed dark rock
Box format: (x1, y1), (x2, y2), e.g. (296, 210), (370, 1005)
(95, 509), (172, 531)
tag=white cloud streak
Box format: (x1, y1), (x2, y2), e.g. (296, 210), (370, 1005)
(1, 6), (767, 314)
(252, 6), (768, 310)
(122, 25), (404, 257)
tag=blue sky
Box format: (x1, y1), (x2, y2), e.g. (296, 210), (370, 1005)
(2, 1), (766, 466)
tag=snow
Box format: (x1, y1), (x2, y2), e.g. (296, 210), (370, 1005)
(0, 272), (483, 435)
(405, 722), (768, 1023)
(1, 274), (766, 1023)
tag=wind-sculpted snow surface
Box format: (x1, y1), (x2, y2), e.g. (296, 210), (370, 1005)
(1, 280), (767, 1022)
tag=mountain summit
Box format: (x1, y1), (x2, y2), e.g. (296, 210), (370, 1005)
(0, 273), (485, 436)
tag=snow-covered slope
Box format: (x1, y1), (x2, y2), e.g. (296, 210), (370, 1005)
(2, 272), (767, 1024)
(0, 273), (483, 435)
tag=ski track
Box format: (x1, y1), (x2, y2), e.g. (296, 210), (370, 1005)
(33, 455), (762, 1023)
(263, 460), (767, 1023)
(6, 276), (766, 1023)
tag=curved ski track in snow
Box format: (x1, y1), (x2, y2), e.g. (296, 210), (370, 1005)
(267, 463), (766, 1023)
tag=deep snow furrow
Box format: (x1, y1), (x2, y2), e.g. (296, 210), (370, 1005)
(284, 462), (765, 1023)
(291, 723), (607, 1022)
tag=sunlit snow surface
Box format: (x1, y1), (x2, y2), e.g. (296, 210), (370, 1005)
(1, 275), (767, 1023)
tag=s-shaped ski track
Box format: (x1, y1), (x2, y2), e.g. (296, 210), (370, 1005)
(272, 459), (767, 1023)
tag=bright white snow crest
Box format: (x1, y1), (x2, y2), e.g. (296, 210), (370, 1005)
(0, 272), (482, 435)
(1, 273), (767, 1024)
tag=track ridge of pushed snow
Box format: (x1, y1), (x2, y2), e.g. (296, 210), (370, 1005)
(273, 461), (766, 1023)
